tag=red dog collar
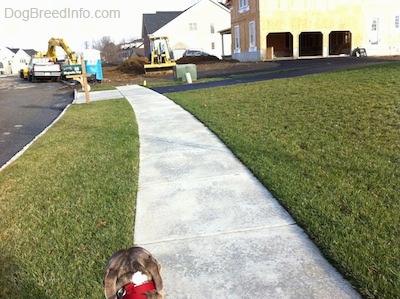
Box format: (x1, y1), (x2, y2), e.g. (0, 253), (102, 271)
(117, 281), (156, 299)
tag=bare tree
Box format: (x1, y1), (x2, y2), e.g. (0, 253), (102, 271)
(92, 36), (111, 51)
(83, 40), (91, 50)
(102, 42), (120, 64)
(92, 36), (120, 64)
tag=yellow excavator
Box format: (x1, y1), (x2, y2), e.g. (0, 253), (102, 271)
(144, 36), (176, 72)
(46, 37), (79, 65)
(20, 37), (81, 79)
(46, 37), (82, 78)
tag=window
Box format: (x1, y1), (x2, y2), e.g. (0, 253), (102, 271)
(371, 19), (378, 31)
(370, 18), (379, 44)
(189, 23), (197, 31)
(210, 23), (215, 34)
(395, 15), (400, 29)
(239, 0), (249, 13)
(249, 21), (256, 51)
(234, 25), (241, 53)
(239, 0), (248, 7)
(211, 42), (215, 50)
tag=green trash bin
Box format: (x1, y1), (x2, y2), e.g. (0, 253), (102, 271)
(173, 64), (197, 82)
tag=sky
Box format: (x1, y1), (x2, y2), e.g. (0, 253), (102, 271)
(0, 0), (200, 54)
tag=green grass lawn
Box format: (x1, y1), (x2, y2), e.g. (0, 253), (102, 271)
(166, 62), (400, 298)
(0, 99), (139, 298)
(0, 62), (399, 298)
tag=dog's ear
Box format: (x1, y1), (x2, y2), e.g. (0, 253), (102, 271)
(103, 268), (119, 299)
(145, 257), (163, 293)
(104, 249), (129, 298)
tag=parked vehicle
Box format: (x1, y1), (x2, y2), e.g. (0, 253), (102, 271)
(20, 37), (81, 82)
(26, 57), (61, 82)
(183, 49), (210, 57)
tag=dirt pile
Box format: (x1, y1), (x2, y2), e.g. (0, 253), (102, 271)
(116, 55), (226, 76)
(176, 55), (222, 64)
(117, 57), (147, 75)
(101, 58), (275, 86)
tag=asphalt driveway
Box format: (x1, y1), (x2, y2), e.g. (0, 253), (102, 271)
(0, 76), (74, 168)
(151, 56), (396, 93)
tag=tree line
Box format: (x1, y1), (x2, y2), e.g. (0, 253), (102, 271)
(84, 36), (133, 65)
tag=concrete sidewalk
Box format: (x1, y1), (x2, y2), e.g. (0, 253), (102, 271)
(73, 89), (123, 104)
(99, 85), (359, 298)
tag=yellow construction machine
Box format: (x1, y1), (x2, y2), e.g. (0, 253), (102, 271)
(46, 37), (79, 65)
(20, 37), (81, 80)
(144, 36), (176, 72)
(46, 37), (82, 78)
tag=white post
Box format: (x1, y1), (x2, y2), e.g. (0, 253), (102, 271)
(185, 72), (192, 84)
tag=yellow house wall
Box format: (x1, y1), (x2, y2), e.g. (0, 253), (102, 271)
(259, 0), (364, 58)
(360, 0), (400, 56)
(230, 0), (400, 61)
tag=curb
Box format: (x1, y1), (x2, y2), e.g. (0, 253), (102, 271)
(0, 104), (72, 172)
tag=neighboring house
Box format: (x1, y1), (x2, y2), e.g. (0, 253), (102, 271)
(142, 0), (231, 59)
(9, 48), (36, 75)
(0, 47), (15, 74)
(0, 47), (36, 74)
(227, 0), (400, 61)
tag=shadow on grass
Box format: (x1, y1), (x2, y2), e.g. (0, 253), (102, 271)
(0, 249), (51, 299)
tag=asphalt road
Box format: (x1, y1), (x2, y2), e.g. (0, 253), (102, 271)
(0, 76), (74, 168)
(151, 56), (395, 94)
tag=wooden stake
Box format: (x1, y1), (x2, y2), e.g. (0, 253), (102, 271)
(66, 56), (91, 104)
(81, 56), (90, 104)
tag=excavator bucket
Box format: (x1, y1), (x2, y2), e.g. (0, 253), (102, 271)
(144, 61), (176, 74)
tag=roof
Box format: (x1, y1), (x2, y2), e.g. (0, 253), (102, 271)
(224, 0), (232, 8)
(24, 49), (37, 56)
(142, 11), (183, 35)
(5, 48), (37, 56)
(219, 27), (231, 34)
(7, 48), (19, 54)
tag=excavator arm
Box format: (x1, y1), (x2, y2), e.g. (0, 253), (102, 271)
(46, 38), (78, 64)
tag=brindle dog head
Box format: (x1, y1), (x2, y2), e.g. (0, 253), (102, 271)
(103, 246), (164, 299)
